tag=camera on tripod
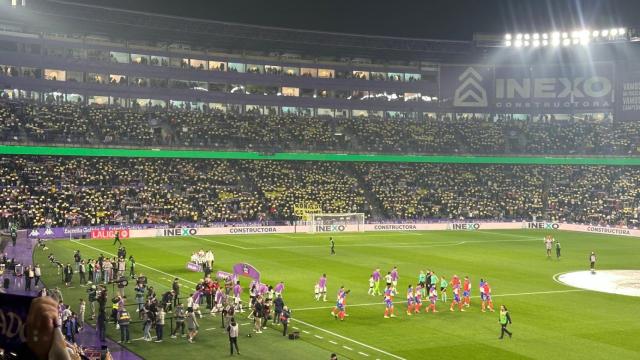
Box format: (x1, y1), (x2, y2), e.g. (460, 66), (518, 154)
(109, 277), (129, 286)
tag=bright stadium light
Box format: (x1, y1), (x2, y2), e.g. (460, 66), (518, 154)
(592, 30), (600, 37)
(533, 33), (540, 40)
(563, 38), (571, 46)
(551, 38), (561, 46)
(619, 27), (626, 35)
(516, 33), (523, 40)
(572, 38), (580, 45)
(533, 40), (540, 47)
(524, 40), (530, 47)
(611, 28), (619, 36)
(601, 29), (609, 37)
(505, 40), (512, 47)
(524, 33), (531, 40)
(515, 39), (523, 47)
(542, 39), (549, 46)
(505, 33), (512, 40)
(580, 37), (590, 45)
(552, 32), (560, 39)
(562, 32), (569, 39)
(542, 33), (549, 40)
(571, 31), (580, 38)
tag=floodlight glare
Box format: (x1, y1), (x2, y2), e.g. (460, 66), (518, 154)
(580, 37), (590, 45)
(563, 38), (571, 46)
(542, 33), (549, 40)
(505, 33), (512, 40)
(533, 40), (540, 47)
(572, 38), (580, 45)
(552, 38), (561, 47)
(552, 32), (560, 39)
(523, 40), (530, 47)
(562, 32), (569, 39)
(602, 29), (609, 37)
(524, 34), (531, 40)
(533, 33), (540, 40)
(619, 28), (626, 35)
(516, 33), (523, 40)
(611, 28), (619, 36)
(571, 31), (580, 38)
(515, 40), (523, 47)
(505, 40), (512, 47)
(592, 30), (600, 37)
(542, 39), (549, 46)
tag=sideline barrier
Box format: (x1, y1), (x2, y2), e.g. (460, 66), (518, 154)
(26, 222), (636, 239)
(117, 222), (640, 239)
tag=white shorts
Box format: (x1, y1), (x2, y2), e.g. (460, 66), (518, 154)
(320, 286), (327, 293)
(392, 281), (398, 287)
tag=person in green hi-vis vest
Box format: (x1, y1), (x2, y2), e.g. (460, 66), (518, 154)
(440, 277), (448, 302)
(498, 305), (513, 339)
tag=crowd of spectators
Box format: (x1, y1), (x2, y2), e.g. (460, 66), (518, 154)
(245, 161), (366, 220)
(0, 156), (368, 228)
(1, 97), (639, 155)
(357, 163), (545, 221)
(1, 156), (639, 229)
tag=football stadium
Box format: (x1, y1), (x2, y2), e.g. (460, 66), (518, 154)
(1, 1), (640, 359)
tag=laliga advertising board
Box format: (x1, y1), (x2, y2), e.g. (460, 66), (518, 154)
(90, 229), (130, 239)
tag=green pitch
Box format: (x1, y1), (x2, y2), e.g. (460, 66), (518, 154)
(34, 230), (640, 360)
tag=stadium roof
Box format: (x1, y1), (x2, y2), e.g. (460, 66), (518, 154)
(0, 0), (472, 62)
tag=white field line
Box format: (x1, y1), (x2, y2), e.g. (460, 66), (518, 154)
(281, 233), (421, 239)
(71, 240), (198, 287)
(292, 289), (585, 311)
(343, 346), (353, 351)
(292, 317), (407, 360)
(359, 351), (370, 357)
(329, 340), (338, 345)
(189, 237), (540, 250)
(191, 236), (250, 250)
(314, 334), (324, 339)
(480, 231), (539, 239)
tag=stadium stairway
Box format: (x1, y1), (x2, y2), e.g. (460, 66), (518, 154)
(343, 163), (386, 220)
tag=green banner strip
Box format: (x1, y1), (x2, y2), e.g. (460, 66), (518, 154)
(1, 145), (639, 165)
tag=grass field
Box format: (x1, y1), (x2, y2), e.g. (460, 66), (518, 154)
(34, 230), (640, 360)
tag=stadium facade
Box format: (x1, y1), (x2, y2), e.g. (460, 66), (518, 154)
(1, 0), (640, 121)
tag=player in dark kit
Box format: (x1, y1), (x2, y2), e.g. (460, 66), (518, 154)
(330, 237), (335, 255)
(113, 231), (122, 246)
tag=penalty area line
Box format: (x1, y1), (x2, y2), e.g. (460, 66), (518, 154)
(291, 318), (407, 360)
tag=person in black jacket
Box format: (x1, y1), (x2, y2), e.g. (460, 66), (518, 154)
(273, 294), (285, 325)
(281, 306), (291, 336)
(172, 278), (181, 307)
(253, 297), (263, 333)
(63, 263), (73, 286)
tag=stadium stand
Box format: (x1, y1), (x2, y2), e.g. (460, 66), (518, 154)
(2, 156), (639, 230)
(1, 98), (639, 155)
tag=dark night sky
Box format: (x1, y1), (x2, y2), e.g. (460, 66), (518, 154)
(75, 0), (639, 40)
